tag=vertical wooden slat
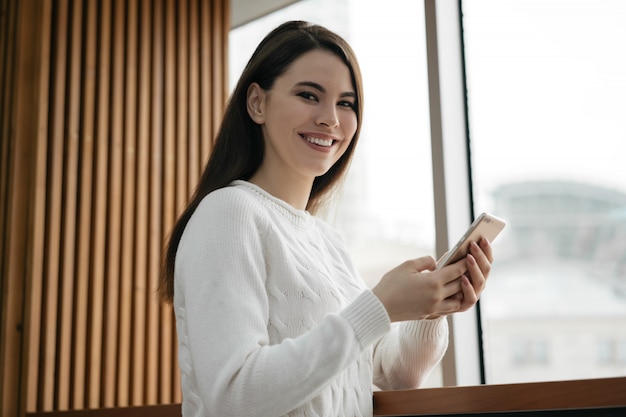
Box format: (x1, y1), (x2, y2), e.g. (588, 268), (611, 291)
(146, 0), (164, 404)
(117, 0), (138, 406)
(88, 0), (112, 408)
(0, 0), (11, 267)
(132, 0), (152, 406)
(0, 0), (18, 408)
(188, 0), (200, 191)
(42, 0), (69, 409)
(57, 0), (83, 409)
(160, 0), (177, 403)
(103, 0), (125, 407)
(25, 0), (52, 412)
(199, 0), (213, 160)
(73, 0), (98, 409)
(212, 0), (227, 138)
(176, 0), (189, 209)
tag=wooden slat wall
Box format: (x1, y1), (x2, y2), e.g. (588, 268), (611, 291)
(0, 0), (229, 415)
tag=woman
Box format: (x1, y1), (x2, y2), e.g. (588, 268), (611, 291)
(160, 21), (493, 417)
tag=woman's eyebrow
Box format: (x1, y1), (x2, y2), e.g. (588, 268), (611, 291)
(295, 81), (355, 98)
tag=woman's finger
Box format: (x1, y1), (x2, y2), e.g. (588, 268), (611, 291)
(458, 275), (478, 311)
(469, 241), (492, 280)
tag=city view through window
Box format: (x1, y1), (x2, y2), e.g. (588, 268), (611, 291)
(463, 0), (626, 383)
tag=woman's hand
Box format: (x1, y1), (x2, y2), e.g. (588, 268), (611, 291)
(371, 237), (493, 323)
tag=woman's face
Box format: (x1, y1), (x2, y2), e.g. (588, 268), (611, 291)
(247, 49), (358, 187)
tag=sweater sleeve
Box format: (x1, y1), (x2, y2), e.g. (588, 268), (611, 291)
(316, 219), (450, 391)
(372, 317), (449, 390)
(174, 190), (390, 417)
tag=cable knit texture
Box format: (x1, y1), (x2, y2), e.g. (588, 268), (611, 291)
(174, 180), (449, 417)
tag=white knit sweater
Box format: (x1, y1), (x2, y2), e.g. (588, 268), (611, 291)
(174, 180), (448, 417)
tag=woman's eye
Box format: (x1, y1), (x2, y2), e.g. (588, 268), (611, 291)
(297, 92), (317, 101)
(338, 100), (356, 110)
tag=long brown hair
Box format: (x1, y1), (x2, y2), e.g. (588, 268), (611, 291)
(159, 21), (364, 303)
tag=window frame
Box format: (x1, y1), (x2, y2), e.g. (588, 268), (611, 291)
(424, 0), (487, 386)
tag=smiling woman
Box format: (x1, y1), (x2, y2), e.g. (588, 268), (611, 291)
(159, 20), (494, 417)
(228, 0), (438, 296)
(246, 49), (358, 208)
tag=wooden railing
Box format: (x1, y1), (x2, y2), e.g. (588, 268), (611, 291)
(373, 376), (626, 416)
(25, 377), (626, 417)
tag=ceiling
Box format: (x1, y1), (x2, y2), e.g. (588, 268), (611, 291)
(231, 0), (301, 28)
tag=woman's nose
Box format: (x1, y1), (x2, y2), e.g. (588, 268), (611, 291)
(315, 104), (339, 128)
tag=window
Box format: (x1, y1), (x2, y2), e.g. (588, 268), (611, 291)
(463, 0), (626, 384)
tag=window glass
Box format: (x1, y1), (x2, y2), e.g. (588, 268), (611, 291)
(230, 0), (439, 386)
(463, 0), (626, 383)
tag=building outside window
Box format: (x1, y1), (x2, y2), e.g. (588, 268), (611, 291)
(464, 0), (626, 384)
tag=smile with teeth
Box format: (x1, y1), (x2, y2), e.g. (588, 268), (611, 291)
(302, 135), (334, 147)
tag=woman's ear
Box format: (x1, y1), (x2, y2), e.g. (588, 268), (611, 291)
(247, 83), (266, 124)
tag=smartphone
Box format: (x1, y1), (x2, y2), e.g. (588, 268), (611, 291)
(436, 213), (506, 270)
